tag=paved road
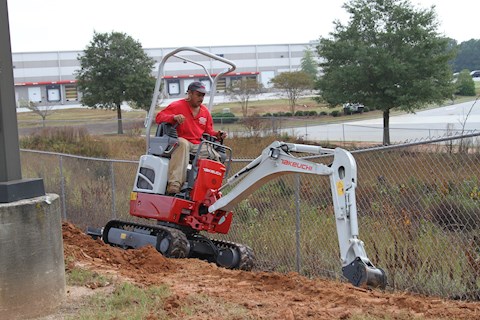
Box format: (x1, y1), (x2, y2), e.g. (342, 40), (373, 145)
(295, 100), (480, 143)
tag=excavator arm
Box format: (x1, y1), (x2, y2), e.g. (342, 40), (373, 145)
(209, 141), (387, 289)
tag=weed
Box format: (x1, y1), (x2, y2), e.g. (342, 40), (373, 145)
(180, 294), (252, 319)
(72, 282), (170, 320)
(67, 267), (111, 288)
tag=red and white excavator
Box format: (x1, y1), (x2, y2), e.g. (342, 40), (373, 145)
(89, 47), (387, 289)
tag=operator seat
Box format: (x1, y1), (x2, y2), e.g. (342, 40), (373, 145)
(148, 122), (179, 158)
(149, 122), (228, 198)
(149, 122), (227, 163)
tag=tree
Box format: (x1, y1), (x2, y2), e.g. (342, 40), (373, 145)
(316, 0), (455, 145)
(26, 97), (56, 128)
(301, 47), (319, 81)
(76, 31), (155, 134)
(452, 39), (480, 73)
(227, 78), (263, 117)
(270, 71), (314, 115)
(455, 69), (476, 96)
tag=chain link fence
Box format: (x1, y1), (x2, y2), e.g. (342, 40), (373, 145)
(20, 133), (480, 300)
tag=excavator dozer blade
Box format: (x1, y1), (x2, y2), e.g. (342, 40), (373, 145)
(342, 257), (387, 289)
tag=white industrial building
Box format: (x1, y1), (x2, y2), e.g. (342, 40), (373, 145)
(12, 43), (316, 108)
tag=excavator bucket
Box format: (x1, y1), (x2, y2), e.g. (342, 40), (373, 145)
(342, 257), (387, 289)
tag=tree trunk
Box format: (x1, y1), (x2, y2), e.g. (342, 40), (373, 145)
(242, 101), (247, 117)
(383, 109), (390, 145)
(116, 103), (123, 134)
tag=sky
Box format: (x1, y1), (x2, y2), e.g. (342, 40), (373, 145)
(6, 0), (479, 53)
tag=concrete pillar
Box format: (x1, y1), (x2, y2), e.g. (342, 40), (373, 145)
(0, 194), (65, 319)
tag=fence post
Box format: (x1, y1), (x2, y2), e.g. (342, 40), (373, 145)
(59, 155), (67, 220)
(110, 161), (117, 219)
(295, 174), (301, 273)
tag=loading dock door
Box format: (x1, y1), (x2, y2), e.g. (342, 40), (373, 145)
(261, 71), (275, 88)
(168, 81), (180, 95)
(65, 84), (78, 101)
(28, 87), (42, 103)
(47, 85), (61, 102)
(184, 79), (194, 94)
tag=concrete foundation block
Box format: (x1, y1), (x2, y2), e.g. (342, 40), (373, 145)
(0, 194), (66, 319)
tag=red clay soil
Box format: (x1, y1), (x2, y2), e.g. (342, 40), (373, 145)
(62, 222), (480, 320)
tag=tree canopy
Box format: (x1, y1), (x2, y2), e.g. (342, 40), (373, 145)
(76, 31), (155, 134)
(301, 47), (319, 81)
(227, 78), (263, 117)
(451, 39), (480, 73)
(455, 69), (476, 96)
(316, 0), (455, 145)
(270, 71), (314, 115)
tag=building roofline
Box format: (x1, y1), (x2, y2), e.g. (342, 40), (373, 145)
(12, 42), (319, 55)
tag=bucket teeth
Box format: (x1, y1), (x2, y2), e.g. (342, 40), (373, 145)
(342, 257), (387, 289)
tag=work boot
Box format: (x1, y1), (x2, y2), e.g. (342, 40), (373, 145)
(166, 181), (181, 194)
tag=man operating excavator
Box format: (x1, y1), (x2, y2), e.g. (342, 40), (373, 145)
(155, 81), (227, 195)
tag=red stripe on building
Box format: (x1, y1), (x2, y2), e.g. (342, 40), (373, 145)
(15, 80), (77, 86)
(163, 72), (259, 79)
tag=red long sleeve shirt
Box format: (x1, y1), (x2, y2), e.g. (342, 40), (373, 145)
(155, 99), (218, 144)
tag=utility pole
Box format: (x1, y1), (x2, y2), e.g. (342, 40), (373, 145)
(0, 0), (44, 202)
(0, 1), (65, 318)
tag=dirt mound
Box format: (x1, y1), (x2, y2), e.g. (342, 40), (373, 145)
(61, 222), (480, 319)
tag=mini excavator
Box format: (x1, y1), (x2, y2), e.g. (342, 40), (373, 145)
(88, 47), (387, 289)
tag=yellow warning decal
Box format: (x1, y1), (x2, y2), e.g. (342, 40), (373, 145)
(130, 192), (137, 201)
(120, 233), (127, 240)
(336, 180), (344, 196)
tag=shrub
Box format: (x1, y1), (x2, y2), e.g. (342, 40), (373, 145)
(330, 110), (340, 117)
(20, 127), (109, 158)
(456, 69), (476, 96)
(211, 112), (239, 124)
(294, 111), (305, 116)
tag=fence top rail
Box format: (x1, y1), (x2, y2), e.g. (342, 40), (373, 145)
(20, 149), (138, 164)
(351, 131), (480, 155)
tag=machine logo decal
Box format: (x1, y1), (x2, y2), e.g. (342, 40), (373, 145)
(281, 159), (313, 171)
(203, 167), (223, 176)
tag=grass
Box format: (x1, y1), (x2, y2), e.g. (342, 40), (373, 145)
(72, 282), (171, 320)
(180, 294), (252, 319)
(62, 264), (256, 319)
(17, 107), (146, 124)
(14, 97), (377, 131)
(67, 266), (112, 288)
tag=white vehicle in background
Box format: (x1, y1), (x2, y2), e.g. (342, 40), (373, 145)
(343, 102), (365, 114)
(470, 70), (480, 81)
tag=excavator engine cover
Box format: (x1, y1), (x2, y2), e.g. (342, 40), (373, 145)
(191, 159), (226, 202)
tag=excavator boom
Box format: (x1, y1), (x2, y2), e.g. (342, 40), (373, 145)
(209, 141), (387, 289)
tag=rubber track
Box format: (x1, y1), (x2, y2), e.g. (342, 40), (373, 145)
(207, 238), (256, 271)
(102, 220), (189, 258)
(103, 220), (255, 270)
